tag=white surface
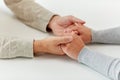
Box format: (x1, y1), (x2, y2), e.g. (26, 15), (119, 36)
(0, 0), (120, 80)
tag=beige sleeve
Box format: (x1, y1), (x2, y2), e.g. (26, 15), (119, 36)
(0, 35), (33, 58)
(4, 0), (55, 32)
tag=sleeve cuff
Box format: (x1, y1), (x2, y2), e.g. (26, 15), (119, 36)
(91, 30), (98, 43)
(16, 38), (34, 58)
(37, 13), (55, 32)
(0, 36), (34, 58)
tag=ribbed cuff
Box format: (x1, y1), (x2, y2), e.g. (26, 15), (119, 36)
(16, 38), (34, 58)
(91, 30), (99, 43)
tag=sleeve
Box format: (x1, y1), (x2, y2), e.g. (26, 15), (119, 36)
(78, 47), (120, 80)
(92, 27), (120, 44)
(0, 35), (33, 58)
(4, 0), (55, 32)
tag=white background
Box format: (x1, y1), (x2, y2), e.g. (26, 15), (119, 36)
(0, 0), (120, 80)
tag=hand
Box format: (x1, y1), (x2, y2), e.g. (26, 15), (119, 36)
(65, 23), (92, 44)
(33, 36), (73, 55)
(61, 33), (85, 60)
(48, 15), (85, 36)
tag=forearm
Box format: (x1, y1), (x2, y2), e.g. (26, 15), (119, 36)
(78, 47), (120, 80)
(4, 0), (55, 32)
(92, 27), (120, 44)
(0, 35), (33, 58)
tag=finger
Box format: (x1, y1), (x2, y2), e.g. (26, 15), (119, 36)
(65, 31), (79, 36)
(71, 31), (81, 38)
(64, 28), (80, 35)
(60, 44), (67, 54)
(64, 25), (79, 33)
(74, 23), (84, 34)
(75, 23), (81, 26)
(64, 28), (78, 33)
(73, 31), (79, 34)
(56, 36), (73, 44)
(69, 16), (86, 24)
(75, 23), (83, 28)
(64, 30), (79, 36)
(57, 46), (65, 56)
(60, 44), (66, 49)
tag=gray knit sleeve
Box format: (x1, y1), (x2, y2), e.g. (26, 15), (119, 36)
(92, 27), (120, 44)
(0, 35), (33, 58)
(78, 47), (120, 80)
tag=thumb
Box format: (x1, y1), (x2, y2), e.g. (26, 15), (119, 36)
(56, 36), (73, 44)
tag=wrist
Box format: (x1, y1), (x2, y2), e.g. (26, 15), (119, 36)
(33, 40), (46, 55)
(82, 26), (92, 44)
(75, 44), (85, 60)
(47, 15), (60, 30)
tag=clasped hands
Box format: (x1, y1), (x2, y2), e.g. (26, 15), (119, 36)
(34, 15), (92, 60)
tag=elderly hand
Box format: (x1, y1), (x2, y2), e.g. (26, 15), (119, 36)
(61, 33), (85, 60)
(48, 15), (85, 36)
(33, 36), (73, 55)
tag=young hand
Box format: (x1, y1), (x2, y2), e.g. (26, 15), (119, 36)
(61, 33), (85, 60)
